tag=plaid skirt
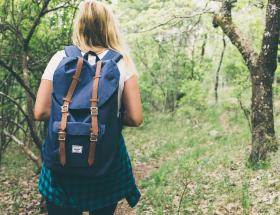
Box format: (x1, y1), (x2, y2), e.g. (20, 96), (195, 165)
(38, 134), (141, 211)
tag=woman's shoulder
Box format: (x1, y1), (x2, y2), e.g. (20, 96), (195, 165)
(115, 57), (137, 82)
(53, 50), (66, 59)
(41, 50), (66, 81)
(47, 50), (66, 64)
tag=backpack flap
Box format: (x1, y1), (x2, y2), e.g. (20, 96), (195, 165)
(97, 60), (120, 107)
(102, 49), (122, 63)
(52, 58), (120, 109)
(52, 58), (93, 109)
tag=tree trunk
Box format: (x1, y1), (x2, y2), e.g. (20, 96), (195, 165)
(250, 66), (277, 162)
(165, 90), (175, 112)
(214, 35), (226, 103)
(213, 0), (280, 163)
(22, 51), (42, 150)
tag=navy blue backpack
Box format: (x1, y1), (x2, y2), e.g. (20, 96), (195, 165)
(43, 45), (123, 176)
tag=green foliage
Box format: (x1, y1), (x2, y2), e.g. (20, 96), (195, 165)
(177, 80), (207, 115)
(241, 177), (251, 214)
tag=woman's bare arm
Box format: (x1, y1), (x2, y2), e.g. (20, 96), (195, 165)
(122, 75), (143, 127)
(34, 80), (52, 121)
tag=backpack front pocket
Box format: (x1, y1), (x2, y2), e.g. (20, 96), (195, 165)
(51, 121), (105, 167)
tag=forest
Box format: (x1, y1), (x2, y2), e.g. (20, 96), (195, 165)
(0, 0), (280, 214)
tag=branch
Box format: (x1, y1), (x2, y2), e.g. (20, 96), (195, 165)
(179, 2), (212, 34)
(173, 9), (214, 19)
(42, 1), (76, 14)
(0, 59), (36, 100)
(67, 5), (79, 44)
(0, 116), (27, 133)
(24, 0), (77, 49)
(0, 22), (17, 34)
(213, 0), (258, 71)
(258, 0), (280, 69)
(136, 9), (214, 33)
(0, 91), (29, 119)
(177, 169), (191, 215)
(0, 92), (42, 148)
(3, 130), (41, 169)
(238, 98), (252, 133)
(138, 17), (177, 33)
(23, 0), (51, 49)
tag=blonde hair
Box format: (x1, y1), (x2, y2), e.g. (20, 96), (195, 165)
(72, 0), (136, 72)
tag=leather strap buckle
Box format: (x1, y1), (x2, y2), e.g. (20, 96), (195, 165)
(90, 98), (99, 102)
(63, 97), (72, 102)
(93, 75), (101, 79)
(61, 104), (69, 113)
(90, 133), (98, 142)
(58, 131), (66, 141)
(90, 106), (98, 115)
(72, 75), (80, 81)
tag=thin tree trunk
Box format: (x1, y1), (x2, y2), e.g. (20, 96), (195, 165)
(214, 35), (226, 103)
(22, 51), (42, 150)
(238, 98), (252, 133)
(200, 34), (207, 60)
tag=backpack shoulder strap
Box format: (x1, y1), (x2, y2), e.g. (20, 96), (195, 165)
(64, 45), (82, 57)
(58, 57), (84, 166)
(101, 49), (122, 63)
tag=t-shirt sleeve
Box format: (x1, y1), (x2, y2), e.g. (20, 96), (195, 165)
(117, 58), (138, 82)
(41, 50), (65, 81)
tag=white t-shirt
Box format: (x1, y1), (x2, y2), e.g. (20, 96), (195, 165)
(41, 50), (136, 112)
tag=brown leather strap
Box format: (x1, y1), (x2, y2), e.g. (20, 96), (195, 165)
(58, 57), (84, 166)
(88, 60), (102, 166)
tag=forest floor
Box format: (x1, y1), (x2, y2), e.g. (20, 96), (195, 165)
(1, 104), (280, 214)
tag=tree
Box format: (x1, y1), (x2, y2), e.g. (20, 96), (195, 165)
(213, 0), (280, 163)
(0, 0), (77, 169)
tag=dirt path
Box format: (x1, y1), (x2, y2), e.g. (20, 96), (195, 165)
(219, 111), (231, 132)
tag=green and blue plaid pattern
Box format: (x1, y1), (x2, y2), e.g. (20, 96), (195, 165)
(38, 137), (141, 211)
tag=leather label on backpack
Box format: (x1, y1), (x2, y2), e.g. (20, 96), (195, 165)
(72, 145), (83, 154)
